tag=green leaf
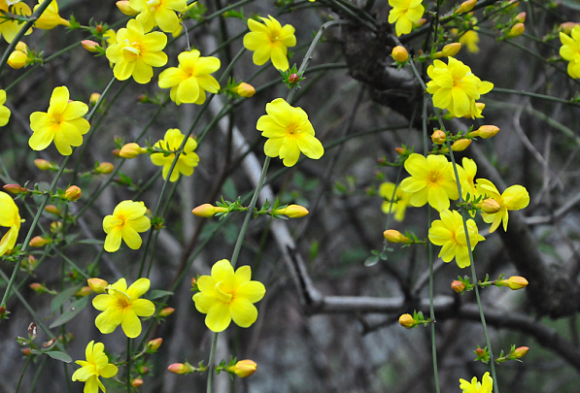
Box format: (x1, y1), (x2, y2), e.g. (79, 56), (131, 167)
(148, 290), (173, 300)
(50, 286), (81, 313)
(45, 350), (73, 363)
(49, 297), (89, 328)
(73, 239), (105, 245)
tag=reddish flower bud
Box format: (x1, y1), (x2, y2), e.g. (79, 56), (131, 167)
(29, 236), (51, 248)
(451, 280), (466, 293)
(395, 147), (406, 155)
(75, 286), (92, 297)
(81, 40), (101, 53)
(44, 205), (61, 215)
(131, 378), (144, 388)
(22, 348), (32, 356)
(95, 24), (105, 34)
(475, 347), (485, 357)
(29, 283), (43, 292)
(3, 184), (27, 194)
(168, 363), (194, 375)
(513, 346), (529, 358)
(191, 204), (228, 217)
(147, 338), (163, 352)
(508, 23), (525, 38)
(515, 12), (526, 23)
(288, 73), (300, 83)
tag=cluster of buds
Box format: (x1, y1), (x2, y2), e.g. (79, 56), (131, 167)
(8, 42), (30, 69)
(398, 311), (430, 329)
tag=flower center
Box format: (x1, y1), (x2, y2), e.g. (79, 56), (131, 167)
(215, 282), (233, 303)
(123, 39), (141, 61)
(427, 170), (442, 185)
(50, 112), (63, 125)
(285, 123), (300, 135)
(147, 0), (161, 11)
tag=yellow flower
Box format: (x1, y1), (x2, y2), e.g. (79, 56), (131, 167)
(256, 98), (324, 167)
(560, 25), (580, 79)
(400, 153), (459, 212)
(428, 209), (485, 268)
(0, 1), (32, 43)
(459, 372), (493, 393)
(29, 86), (90, 156)
(475, 179), (529, 233)
(72, 341), (118, 393)
(0, 89), (11, 126)
(105, 19), (168, 84)
(92, 278), (155, 338)
(0, 191), (22, 256)
(460, 29), (480, 53)
(426, 57), (493, 118)
(102, 200), (151, 252)
(243, 15), (296, 71)
(158, 49), (220, 105)
(150, 128), (199, 182)
(193, 259), (266, 332)
(129, 0), (187, 33)
(34, 0), (70, 29)
(379, 182), (412, 221)
(388, 0), (425, 36)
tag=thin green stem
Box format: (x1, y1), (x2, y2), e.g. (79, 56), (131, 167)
(15, 356), (31, 393)
(206, 332), (219, 393)
(27, 357), (47, 393)
(440, 119), (500, 393)
(230, 157), (271, 268)
(126, 338), (132, 393)
(491, 87), (580, 106)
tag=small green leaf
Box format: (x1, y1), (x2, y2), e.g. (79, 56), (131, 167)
(49, 297), (89, 328)
(148, 290), (173, 300)
(45, 350), (73, 363)
(50, 286), (81, 313)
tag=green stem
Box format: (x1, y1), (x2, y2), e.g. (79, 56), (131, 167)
(206, 332), (219, 393)
(15, 356), (31, 393)
(126, 338), (132, 392)
(27, 357), (47, 393)
(230, 157), (271, 268)
(491, 87), (580, 106)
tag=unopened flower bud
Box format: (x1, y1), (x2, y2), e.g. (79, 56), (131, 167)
(64, 185), (82, 201)
(29, 236), (51, 247)
(560, 22), (580, 34)
(159, 307), (174, 317)
(227, 360), (258, 378)
(412, 18), (426, 28)
(3, 184), (27, 194)
(451, 280), (466, 293)
(477, 125), (500, 139)
(457, 0), (476, 13)
(81, 40), (101, 53)
(515, 12), (526, 23)
(44, 205), (61, 215)
(383, 229), (411, 243)
(50, 221), (62, 233)
(119, 143), (146, 159)
(116, 0), (138, 15)
(112, 148), (121, 157)
(147, 338), (163, 352)
(29, 283), (44, 292)
(475, 347), (485, 357)
(512, 346), (529, 358)
(505, 276), (528, 290)
(95, 24), (104, 34)
(95, 162), (114, 174)
(8, 51), (27, 69)
(431, 130), (446, 144)
(441, 43), (462, 57)
(191, 277), (197, 287)
(399, 313), (416, 328)
(90, 93), (101, 105)
(451, 139), (472, 151)
(508, 23), (525, 38)
(0, 306), (6, 317)
(507, 0), (519, 10)
(480, 198), (501, 214)
(75, 286), (92, 297)
(234, 82), (256, 97)
(274, 205), (309, 218)
(391, 46), (408, 62)
(43, 337), (57, 347)
(395, 147), (406, 155)
(22, 348), (31, 356)
(15, 41), (28, 53)
(34, 158), (53, 171)
(191, 204), (228, 217)
(131, 379), (143, 388)
(168, 363), (194, 374)
(288, 73), (299, 84)
(88, 278), (109, 293)
(139, 366), (150, 375)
